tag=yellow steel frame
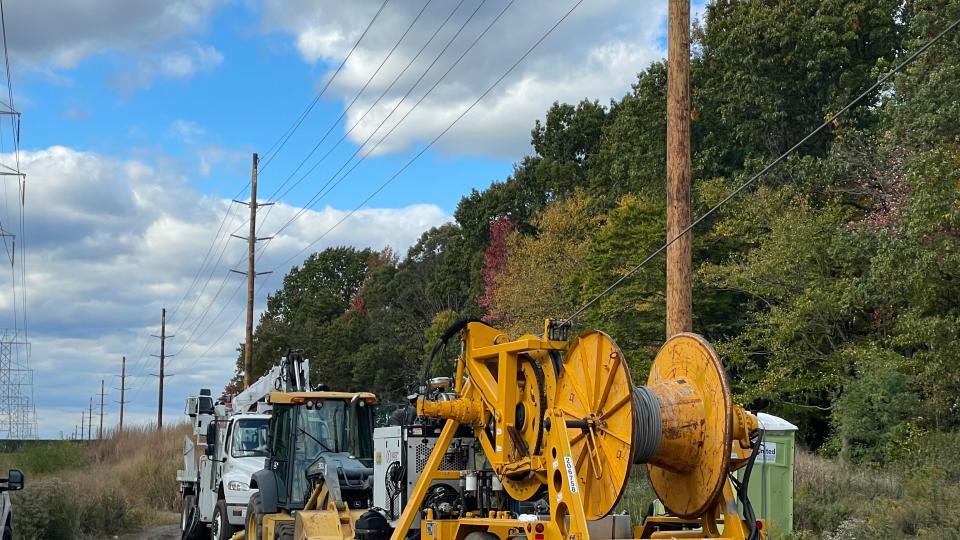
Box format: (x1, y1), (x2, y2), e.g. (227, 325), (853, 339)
(391, 322), (764, 540)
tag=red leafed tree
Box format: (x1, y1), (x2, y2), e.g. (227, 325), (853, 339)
(479, 216), (514, 314)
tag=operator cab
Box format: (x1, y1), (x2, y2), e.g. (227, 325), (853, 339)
(256, 391), (377, 511)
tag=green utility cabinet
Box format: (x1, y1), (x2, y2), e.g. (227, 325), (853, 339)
(736, 412), (798, 538)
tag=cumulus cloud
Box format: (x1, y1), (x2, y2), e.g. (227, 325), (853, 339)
(2, 146), (450, 437)
(4, 0), (224, 69)
(112, 42), (224, 91)
(261, 0), (669, 158)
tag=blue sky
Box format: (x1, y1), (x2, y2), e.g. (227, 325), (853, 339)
(0, 0), (681, 438)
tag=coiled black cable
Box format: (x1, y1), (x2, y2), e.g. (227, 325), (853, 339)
(631, 386), (662, 464)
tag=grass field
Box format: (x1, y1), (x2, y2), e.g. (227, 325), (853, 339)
(0, 424), (187, 539)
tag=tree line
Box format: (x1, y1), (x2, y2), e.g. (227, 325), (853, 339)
(234, 0), (960, 463)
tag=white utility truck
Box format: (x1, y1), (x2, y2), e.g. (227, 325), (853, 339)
(178, 353), (309, 540)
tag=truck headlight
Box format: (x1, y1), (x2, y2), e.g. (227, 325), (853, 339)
(227, 481), (249, 491)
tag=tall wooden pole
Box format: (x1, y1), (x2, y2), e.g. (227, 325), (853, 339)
(119, 356), (126, 432)
(158, 308), (166, 430)
(87, 398), (93, 441)
(666, 0), (693, 338)
(98, 379), (105, 439)
(80, 410), (85, 440)
(244, 153), (259, 389)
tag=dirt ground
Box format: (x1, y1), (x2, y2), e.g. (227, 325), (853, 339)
(105, 524), (180, 540)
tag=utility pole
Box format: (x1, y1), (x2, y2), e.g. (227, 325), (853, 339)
(80, 411), (84, 440)
(87, 397), (93, 441)
(666, 0), (693, 338)
(151, 308), (173, 430)
(117, 356), (127, 432)
(98, 379), (106, 439)
(231, 153), (272, 389)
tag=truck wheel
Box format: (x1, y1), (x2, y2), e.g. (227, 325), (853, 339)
(245, 492), (263, 540)
(181, 494), (203, 540)
(211, 499), (231, 540)
(274, 522), (294, 540)
(3, 524), (11, 540)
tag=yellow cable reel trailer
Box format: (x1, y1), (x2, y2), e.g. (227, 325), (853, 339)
(391, 320), (765, 540)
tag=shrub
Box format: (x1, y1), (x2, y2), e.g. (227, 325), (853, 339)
(11, 478), (80, 540)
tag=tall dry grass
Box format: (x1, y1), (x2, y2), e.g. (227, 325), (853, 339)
(2, 422), (189, 539)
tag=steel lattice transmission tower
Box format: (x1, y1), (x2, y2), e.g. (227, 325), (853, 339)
(0, 330), (35, 439)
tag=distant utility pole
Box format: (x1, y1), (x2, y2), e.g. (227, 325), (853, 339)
(87, 397), (93, 441)
(666, 0), (693, 338)
(151, 308), (173, 430)
(80, 411), (84, 440)
(117, 355), (127, 432)
(98, 379), (106, 439)
(231, 153), (272, 389)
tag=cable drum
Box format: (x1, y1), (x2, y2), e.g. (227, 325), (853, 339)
(631, 386), (662, 464)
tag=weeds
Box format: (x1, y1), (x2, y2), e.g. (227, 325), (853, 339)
(2, 423), (188, 539)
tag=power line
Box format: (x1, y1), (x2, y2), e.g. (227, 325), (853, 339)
(264, 0), (498, 241)
(161, 1), (482, 368)
(134, 1), (395, 391)
(260, 0), (441, 207)
(257, 0), (392, 173)
(561, 13), (960, 326)
(271, 0), (585, 272)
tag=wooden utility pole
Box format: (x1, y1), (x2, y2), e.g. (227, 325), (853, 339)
(231, 153), (272, 389)
(666, 0), (693, 338)
(80, 411), (84, 440)
(118, 356), (126, 432)
(245, 154), (257, 389)
(98, 380), (106, 439)
(87, 398), (93, 441)
(151, 308), (171, 430)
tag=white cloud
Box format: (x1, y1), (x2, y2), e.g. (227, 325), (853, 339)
(1, 146), (451, 437)
(4, 0), (225, 69)
(112, 42), (224, 91)
(261, 0), (669, 158)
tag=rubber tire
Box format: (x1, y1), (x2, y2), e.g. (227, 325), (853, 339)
(463, 533), (498, 540)
(211, 499), (231, 540)
(181, 494), (203, 540)
(245, 492), (263, 540)
(275, 522), (294, 540)
(4, 524), (11, 540)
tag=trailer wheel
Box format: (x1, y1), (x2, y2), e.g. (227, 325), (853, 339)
(245, 492), (263, 540)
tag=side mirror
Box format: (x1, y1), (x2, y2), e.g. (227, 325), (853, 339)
(1, 469), (23, 491)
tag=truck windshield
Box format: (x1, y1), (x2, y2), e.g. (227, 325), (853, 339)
(231, 418), (269, 458)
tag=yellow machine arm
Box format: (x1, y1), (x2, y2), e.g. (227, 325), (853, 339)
(392, 320), (763, 540)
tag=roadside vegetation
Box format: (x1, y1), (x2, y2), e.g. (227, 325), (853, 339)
(232, 0), (960, 537)
(0, 424), (186, 539)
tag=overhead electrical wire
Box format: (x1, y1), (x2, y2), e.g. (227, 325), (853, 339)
(128, 3), (394, 390)
(259, 0), (471, 212)
(263, 0), (511, 247)
(163, 0), (495, 368)
(163, 1), (442, 373)
(560, 14), (960, 326)
(261, 0), (435, 207)
(269, 0), (585, 272)
(257, 0), (391, 173)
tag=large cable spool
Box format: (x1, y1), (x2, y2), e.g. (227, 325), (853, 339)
(559, 331), (735, 520)
(555, 331), (634, 520)
(640, 333), (733, 518)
